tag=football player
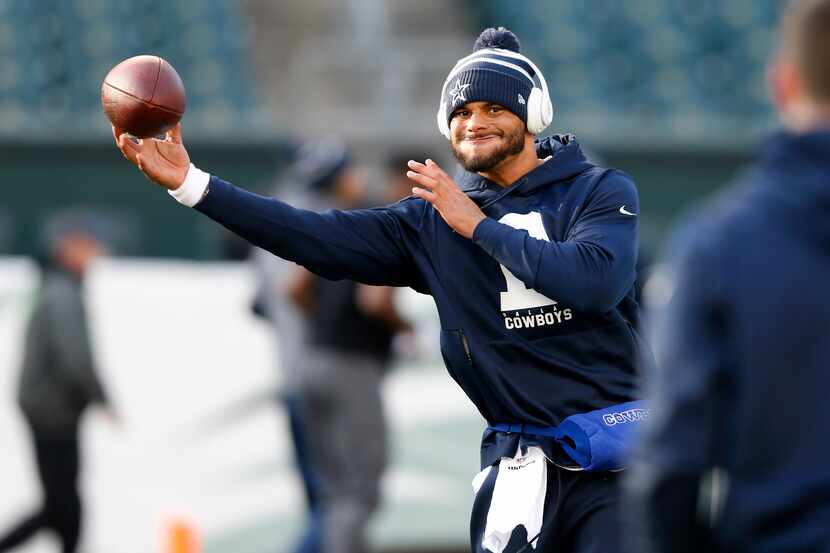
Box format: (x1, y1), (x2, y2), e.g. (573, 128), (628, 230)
(114, 27), (649, 553)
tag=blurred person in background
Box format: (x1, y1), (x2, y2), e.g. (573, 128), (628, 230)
(252, 140), (412, 553)
(0, 210), (115, 553)
(249, 141), (339, 553)
(384, 152), (426, 203)
(626, 1), (830, 551)
(113, 25), (651, 553)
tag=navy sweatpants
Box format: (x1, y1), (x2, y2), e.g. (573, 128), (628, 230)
(471, 460), (622, 553)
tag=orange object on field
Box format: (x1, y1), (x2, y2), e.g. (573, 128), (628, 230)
(164, 518), (200, 553)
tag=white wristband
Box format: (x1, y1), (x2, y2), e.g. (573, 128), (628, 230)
(168, 163), (210, 207)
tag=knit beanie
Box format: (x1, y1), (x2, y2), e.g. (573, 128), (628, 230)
(438, 27), (552, 135)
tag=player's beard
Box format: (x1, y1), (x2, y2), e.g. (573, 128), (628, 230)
(451, 124), (526, 173)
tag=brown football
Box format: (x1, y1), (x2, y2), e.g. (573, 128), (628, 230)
(101, 55), (186, 138)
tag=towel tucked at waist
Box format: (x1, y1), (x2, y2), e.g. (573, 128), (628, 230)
(489, 400), (650, 472)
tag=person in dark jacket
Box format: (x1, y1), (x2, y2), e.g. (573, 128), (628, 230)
(0, 212), (114, 553)
(249, 144), (332, 553)
(252, 140), (412, 553)
(113, 27), (649, 553)
(285, 144), (412, 553)
(625, 1), (830, 552)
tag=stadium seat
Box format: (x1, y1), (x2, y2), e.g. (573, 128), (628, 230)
(0, 0), (262, 138)
(476, 0), (784, 142)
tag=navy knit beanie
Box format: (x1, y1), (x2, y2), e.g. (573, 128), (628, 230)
(441, 27), (537, 128)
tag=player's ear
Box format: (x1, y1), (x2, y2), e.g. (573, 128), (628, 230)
(768, 53), (799, 115)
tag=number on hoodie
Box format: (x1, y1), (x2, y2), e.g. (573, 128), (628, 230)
(497, 212), (558, 311)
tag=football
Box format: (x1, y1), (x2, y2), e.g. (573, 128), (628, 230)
(101, 55), (186, 138)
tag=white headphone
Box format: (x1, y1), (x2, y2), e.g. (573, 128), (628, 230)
(436, 47), (553, 139)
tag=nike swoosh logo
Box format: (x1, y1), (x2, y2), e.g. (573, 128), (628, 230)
(619, 205), (637, 216)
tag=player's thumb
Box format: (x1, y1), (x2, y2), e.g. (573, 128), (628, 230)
(168, 122), (183, 144)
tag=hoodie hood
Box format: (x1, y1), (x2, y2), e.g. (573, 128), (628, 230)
(754, 129), (830, 247)
(454, 134), (595, 207)
(760, 130), (830, 206)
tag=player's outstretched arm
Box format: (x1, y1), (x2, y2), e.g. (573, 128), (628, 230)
(196, 178), (422, 289)
(113, 123), (190, 190)
(112, 125), (424, 290)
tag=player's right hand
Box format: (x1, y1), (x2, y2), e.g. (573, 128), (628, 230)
(113, 123), (190, 191)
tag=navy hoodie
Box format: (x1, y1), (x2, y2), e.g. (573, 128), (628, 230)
(195, 135), (647, 462)
(627, 130), (830, 553)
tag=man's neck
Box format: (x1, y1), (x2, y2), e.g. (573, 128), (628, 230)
(478, 136), (542, 188)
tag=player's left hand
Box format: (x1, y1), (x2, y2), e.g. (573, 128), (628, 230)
(407, 159), (486, 239)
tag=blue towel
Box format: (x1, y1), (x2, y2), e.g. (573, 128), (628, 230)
(489, 400), (650, 472)
(554, 400), (650, 471)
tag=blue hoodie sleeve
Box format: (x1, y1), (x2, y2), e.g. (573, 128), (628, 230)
(196, 176), (425, 289)
(625, 220), (729, 552)
(472, 170), (638, 313)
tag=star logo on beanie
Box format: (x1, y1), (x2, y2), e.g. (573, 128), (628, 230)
(448, 79), (471, 106)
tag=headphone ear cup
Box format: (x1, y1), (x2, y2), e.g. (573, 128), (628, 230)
(526, 87), (553, 135)
(540, 89), (554, 129)
(436, 101), (450, 139)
